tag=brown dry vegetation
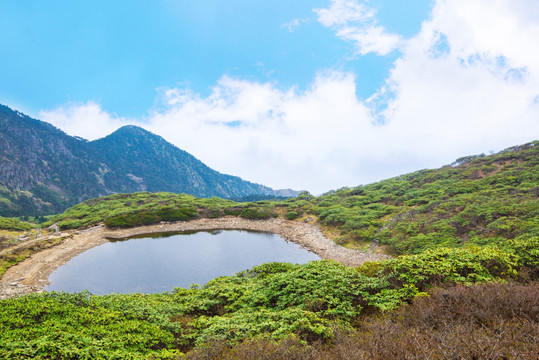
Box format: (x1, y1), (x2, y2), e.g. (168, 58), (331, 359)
(185, 282), (539, 360)
(0, 233), (68, 277)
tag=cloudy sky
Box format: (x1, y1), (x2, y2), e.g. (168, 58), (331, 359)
(1, 0), (538, 194)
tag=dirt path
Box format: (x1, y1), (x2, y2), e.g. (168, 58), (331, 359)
(0, 217), (390, 299)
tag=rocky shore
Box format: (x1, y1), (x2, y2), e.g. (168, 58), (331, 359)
(1, 217), (390, 299)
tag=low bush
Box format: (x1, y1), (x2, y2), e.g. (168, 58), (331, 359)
(0, 216), (34, 231)
(223, 207), (242, 216)
(46, 192), (239, 230)
(186, 282), (539, 359)
(1, 238), (537, 358)
(240, 206), (273, 220)
(342, 282), (539, 360)
(286, 211), (299, 220)
(104, 207), (198, 228)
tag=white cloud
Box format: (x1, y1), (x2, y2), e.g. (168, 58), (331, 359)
(315, 0), (374, 26)
(314, 0), (402, 55)
(147, 73), (375, 193)
(39, 101), (131, 140)
(39, 0), (539, 194)
(281, 18), (310, 32)
(336, 25), (402, 56)
(377, 0), (539, 159)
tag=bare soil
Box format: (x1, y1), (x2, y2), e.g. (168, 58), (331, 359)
(0, 217), (390, 299)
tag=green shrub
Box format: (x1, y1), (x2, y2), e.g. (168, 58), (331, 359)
(224, 207), (242, 216)
(240, 206), (273, 220)
(0, 216), (34, 231)
(286, 211), (299, 220)
(156, 206), (198, 221)
(2, 240), (538, 357)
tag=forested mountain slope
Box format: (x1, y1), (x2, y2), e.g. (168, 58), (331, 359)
(0, 105), (106, 215)
(0, 105), (292, 216)
(89, 125), (278, 198)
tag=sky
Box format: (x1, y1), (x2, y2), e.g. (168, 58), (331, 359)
(1, 0), (538, 194)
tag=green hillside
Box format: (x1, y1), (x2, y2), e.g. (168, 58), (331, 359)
(1, 239), (537, 358)
(309, 140), (538, 254)
(47, 140), (538, 256)
(1, 141), (538, 358)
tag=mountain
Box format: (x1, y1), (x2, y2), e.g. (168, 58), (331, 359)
(0, 105), (107, 216)
(90, 125), (278, 198)
(0, 104), (296, 216)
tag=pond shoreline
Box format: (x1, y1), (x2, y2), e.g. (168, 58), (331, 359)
(0, 217), (390, 299)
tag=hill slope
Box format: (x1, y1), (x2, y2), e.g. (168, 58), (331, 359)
(309, 140), (538, 254)
(2, 140), (538, 358)
(0, 105), (293, 216)
(0, 105), (106, 215)
(47, 140), (538, 255)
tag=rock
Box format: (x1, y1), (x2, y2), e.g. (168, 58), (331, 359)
(48, 223), (60, 234)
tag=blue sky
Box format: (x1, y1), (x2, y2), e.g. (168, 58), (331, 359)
(0, 0), (429, 116)
(1, 0), (538, 193)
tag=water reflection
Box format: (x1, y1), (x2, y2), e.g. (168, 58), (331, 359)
(46, 230), (319, 294)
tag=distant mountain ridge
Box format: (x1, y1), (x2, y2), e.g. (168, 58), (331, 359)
(0, 104), (297, 216)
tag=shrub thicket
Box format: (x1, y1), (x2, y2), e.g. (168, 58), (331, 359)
(42, 141), (538, 256)
(1, 238), (537, 358)
(187, 282), (538, 360)
(0, 216), (34, 231)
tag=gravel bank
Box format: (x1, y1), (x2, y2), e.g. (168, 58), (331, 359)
(1, 217), (390, 299)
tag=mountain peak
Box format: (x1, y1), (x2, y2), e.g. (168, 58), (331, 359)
(109, 125), (155, 138)
(0, 105), (293, 216)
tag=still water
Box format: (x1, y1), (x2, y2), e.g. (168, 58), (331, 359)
(45, 230), (319, 294)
